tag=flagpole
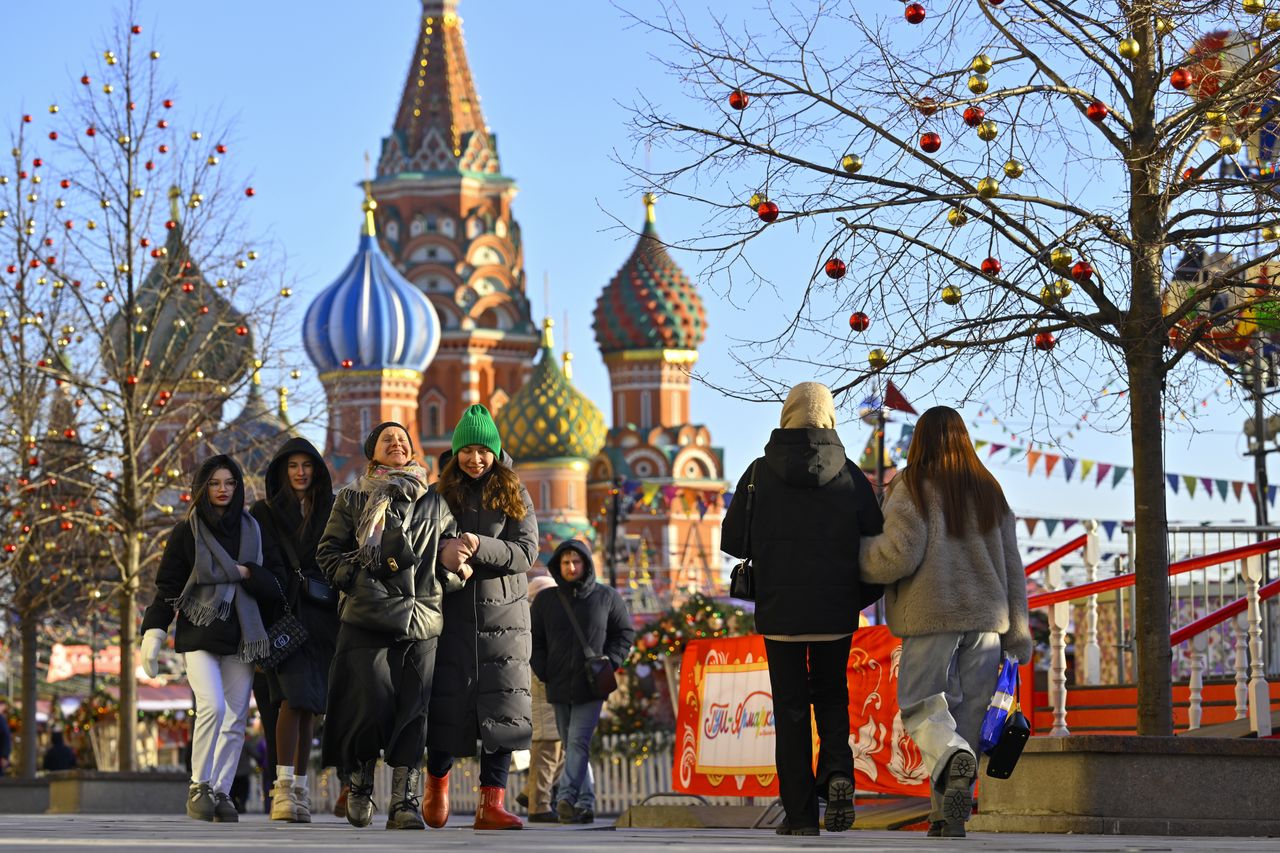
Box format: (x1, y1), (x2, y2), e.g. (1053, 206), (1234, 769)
(875, 403), (886, 500)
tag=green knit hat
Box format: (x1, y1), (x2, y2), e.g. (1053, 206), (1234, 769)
(451, 404), (502, 457)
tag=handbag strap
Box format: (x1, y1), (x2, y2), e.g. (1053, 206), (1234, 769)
(743, 460), (758, 557)
(556, 590), (597, 662)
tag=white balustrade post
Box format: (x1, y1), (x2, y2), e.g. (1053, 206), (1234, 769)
(1082, 521), (1102, 685)
(1187, 633), (1207, 731)
(1046, 561), (1071, 736)
(1243, 555), (1273, 737)
(1234, 612), (1250, 720)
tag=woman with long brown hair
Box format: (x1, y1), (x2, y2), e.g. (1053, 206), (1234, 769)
(422, 404), (538, 831)
(860, 406), (1031, 839)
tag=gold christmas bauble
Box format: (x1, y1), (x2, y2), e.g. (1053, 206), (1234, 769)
(150, 50), (160, 59)
(977, 120), (999, 142)
(941, 285), (963, 305)
(280, 287), (293, 297)
(191, 369), (205, 380)
(103, 84), (114, 94)
(1267, 12), (1280, 31)
(191, 131), (202, 141)
(1205, 110), (1227, 127)
(1263, 225), (1279, 241)
(1053, 278), (1073, 300)
(1040, 284), (1059, 305)
(207, 156), (219, 165)
(1243, 0), (1265, 14)
(1156, 17), (1174, 36)
(748, 192), (767, 208)
(841, 154), (863, 174)
(947, 208), (968, 227)
(967, 74), (989, 95)
(868, 349), (888, 370)
(1118, 37), (1141, 60)
(977, 177), (1000, 198)
(1220, 134), (1243, 155)
(1050, 246), (1073, 270)
(971, 54), (993, 74)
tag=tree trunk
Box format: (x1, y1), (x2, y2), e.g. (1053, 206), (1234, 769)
(19, 616), (38, 779)
(116, 549), (139, 771)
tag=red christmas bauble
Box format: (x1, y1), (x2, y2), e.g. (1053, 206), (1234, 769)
(60, 179), (70, 188)
(4, 265), (14, 273)
(916, 96), (938, 116)
(150, 249), (162, 258)
(145, 160), (155, 170)
(165, 219), (177, 229)
(825, 257), (847, 279)
(905, 3), (926, 24)
(757, 200), (779, 223)
(48, 131), (58, 140)
(963, 106), (986, 127)
(139, 238), (150, 248)
(131, 24), (142, 34)
(244, 187), (256, 197)
(235, 325), (249, 336)
(64, 221), (74, 230)
(920, 132), (942, 153)
(981, 257), (1002, 275)
(182, 282), (195, 293)
(22, 114), (32, 123)
(1182, 167), (1197, 181)
(848, 311), (870, 332)
(158, 144), (169, 153)
(80, 75), (91, 85)
(341, 359), (354, 369)
(199, 305), (210, 315)
(728, 88), (749, 110)
(1034, 331), (1056, 351)
(988, 0), (1005, 5)
(1086, 101), (1108, 122)
(1169, 68), (1193, 91)
(157, 119), (168, 129)
(86, 126), (96, 136)
(163, 99), (174, 109)
(1071, 260), (1094, 282)
(216, 144), (227, 154)
(126, 375), (138, 385)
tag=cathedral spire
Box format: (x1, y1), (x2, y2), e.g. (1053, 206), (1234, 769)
(380, 0), (500, 177)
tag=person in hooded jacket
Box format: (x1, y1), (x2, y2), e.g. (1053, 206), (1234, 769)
(421, 405), (539, 831)
(316, 422), (472, 831)
(721, 382), (884, 836)
(141, 454), (275, 823)
(530, 539), (634, 825)
(249, 436), (337, 823)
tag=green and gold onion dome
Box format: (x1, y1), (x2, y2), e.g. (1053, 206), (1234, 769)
(496, 318), (607, 462)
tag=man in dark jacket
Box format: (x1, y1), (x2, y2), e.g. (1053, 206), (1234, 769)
(721, 381), (883, 836)
(42, 729), (76, 771)
(530, 540), (634, 824)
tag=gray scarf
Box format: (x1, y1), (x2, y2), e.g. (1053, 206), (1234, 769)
(350, 461), (430, 575)
(173, 511), (269, 662)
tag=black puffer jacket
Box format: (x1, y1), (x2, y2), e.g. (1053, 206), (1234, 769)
(428, 466), (539, 755)
(721, 428), (884, 635)
(530, 540), (635, 705)
(316, 477), (458, 642)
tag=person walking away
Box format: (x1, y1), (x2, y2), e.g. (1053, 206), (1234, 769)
(530, 540), (634, 825)
(721, 381), (884, 836)
(521, 575), (563, 822)
(422, 405), (538, 830)
(42, 728), (76, 771)
(859, 405), (1032, 839)
(316, 422), (472, 830)
(141, 455), (274, 823)
(250, 437), (338, 823)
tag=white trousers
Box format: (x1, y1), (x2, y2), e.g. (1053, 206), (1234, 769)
(897, 631), (1001, 795)
(184, 650), (255, 794)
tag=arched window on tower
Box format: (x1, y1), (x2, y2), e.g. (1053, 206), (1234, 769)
(640, 391), (653, 430)
(360, 408), (371, 438)
(539, 480), (550, 511)
(441, 218), (456, 238)
(616, 393), (626, 426)
(567, 481), (576, 510)
(426, 404), (441, 437)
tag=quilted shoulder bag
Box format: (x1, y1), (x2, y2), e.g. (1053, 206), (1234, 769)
(728, 461), (758, 600)
(261, 576), (309, 670)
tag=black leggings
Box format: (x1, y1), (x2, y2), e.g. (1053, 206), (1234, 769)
(427, 748), (511, 789)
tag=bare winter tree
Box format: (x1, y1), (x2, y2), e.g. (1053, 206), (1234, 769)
(0, 15), (291, 769)
(626, 0), (1280, 735)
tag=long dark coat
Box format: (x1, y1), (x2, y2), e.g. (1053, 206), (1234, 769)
(427, 467), (539, 756)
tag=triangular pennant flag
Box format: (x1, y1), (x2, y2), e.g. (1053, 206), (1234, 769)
(1063, 457), (1077, 481)
(1081, 459), (1096, 481)
(1270, 485), (1278, 506)
(1101, 520), (1119, 539)
(641, 483), (661, 506)
(884, 380), (918, 414)
(1043, 454), (1060, 478)
(1233, 481), (1245, 501)
(988, 443), (1006, 457)
(1200, 477), (1213, 496)
(1044, 518), (1060, 536)
(1008, 446), (1020, 459)
(697, 496), (709, 519)
(1061, 518), (1079, 531)
(1248, 483), (1258, 504)
(1023, 517), (1039, 537)
(1167, 474), (1180, 494)
(975, 439), (989, 451)
(722, 492), (734, 512)
(1216, 479), (1229, 501)
(1027, 450), (1043, 475)
(1183, 475), (1198, 497)
(1096, 463), (1113, 486)
(1112, 466), (1129, 487)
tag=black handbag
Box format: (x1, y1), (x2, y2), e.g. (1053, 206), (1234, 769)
(556, 592), (618, 700)
(984, 692), (1031, 779)
(261, 577), (309, 670)
(273, 510), (337, 606)
(728, 461), (758, 601)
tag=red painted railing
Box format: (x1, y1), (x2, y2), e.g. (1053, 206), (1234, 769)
(1169, 577), (1280, 646)
(1028, 536), (1280, 609)
(1024, 534), (1088, 577)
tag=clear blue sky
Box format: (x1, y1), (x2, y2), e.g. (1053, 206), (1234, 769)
(1, 0), (1269, 558)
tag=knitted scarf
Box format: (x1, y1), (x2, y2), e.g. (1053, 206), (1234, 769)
(173, 511), (268, 662)
(350, 461), (430, 574)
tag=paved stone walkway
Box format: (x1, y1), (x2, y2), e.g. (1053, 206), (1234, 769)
(0, 814), (1275, 852)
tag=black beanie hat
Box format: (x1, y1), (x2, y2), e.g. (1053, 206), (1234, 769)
(364, 421), (413, 461)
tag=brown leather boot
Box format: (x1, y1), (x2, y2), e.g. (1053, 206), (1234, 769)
(473, 786), (523, 830)
(421, 771), (450, 828)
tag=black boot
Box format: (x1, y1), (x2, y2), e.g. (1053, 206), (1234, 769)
(346, 760), (377, 828)
(386, 766), (425, 830)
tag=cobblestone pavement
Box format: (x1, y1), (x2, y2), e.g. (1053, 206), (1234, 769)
(0, 814), (1275, 852)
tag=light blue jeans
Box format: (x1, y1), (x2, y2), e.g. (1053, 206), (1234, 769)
(551, 700), (603, 811)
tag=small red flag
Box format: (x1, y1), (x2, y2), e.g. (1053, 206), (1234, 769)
(884, 381), (917, 415)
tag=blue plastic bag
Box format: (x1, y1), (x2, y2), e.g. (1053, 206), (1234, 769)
(979, 654), (1020, 754)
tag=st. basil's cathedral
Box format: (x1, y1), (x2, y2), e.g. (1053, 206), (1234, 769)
(296, 0), (726, 609)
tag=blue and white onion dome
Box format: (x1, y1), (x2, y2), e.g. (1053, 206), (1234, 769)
(303, 193), (441, 373)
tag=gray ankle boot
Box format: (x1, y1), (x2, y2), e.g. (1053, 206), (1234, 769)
(346, 760), (377, 828)
(386, 766), (425, 830)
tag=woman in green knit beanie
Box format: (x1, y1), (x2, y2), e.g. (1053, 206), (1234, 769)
(451, 404), (502, 458)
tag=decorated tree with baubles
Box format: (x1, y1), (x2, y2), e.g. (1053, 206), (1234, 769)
(626, 1), (1280, 736)
(0, 17), (292, 770)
